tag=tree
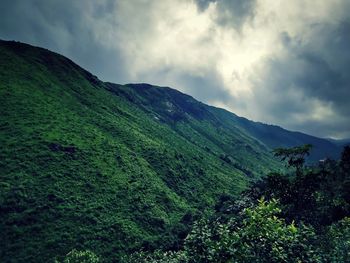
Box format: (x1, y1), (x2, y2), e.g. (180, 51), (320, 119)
(273, 144), (312, 175)
(57, 249), (99, 263)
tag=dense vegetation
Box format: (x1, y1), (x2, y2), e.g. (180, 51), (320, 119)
(0, 40), (346, 262)
(0, 40), (279, 262)
(121, 145), (350, 262)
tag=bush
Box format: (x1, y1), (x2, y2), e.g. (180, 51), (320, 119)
(59, 249), (99, 263)
(125, 250), (188, 263)
(185, 198), (321, 263)
(325, 217), (350, 262)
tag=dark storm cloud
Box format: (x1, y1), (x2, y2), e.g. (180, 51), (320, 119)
(177, 73), (232, 105)
(195, 0), (256, 28)
(0, 0), (128, 83)
(251, 18), (350, 138)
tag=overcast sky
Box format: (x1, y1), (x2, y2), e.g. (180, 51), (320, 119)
(1, 0), (349, 139)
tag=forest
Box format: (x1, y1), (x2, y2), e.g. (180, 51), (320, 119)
(58, 145), (350, 262)
(1, 40), (349, 263)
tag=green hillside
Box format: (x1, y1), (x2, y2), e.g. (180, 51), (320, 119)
(0, 40), (282, 262)
(0, 40), (341, 262)
(207, 107), (341, 162)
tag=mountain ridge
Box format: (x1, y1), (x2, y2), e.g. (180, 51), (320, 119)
(0, 39), (342, 262)
(2, 39), (341, 160)
(113, 81), (341, 162)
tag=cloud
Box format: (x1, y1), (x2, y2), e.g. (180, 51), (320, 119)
(239, 3), (350, 138)
(0, 0), (129, 82)
(0, 0), (349, 138)
(195, 0), (257, 29)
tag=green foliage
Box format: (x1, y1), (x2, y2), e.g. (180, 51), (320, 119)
(253, 147), (350, 226)
(126, 250), (188, 263)
(341, 146), (350, 203)
(0, 40), (346, 263)
(184, 199), (320, 263)
(127, 146), (350, 263)
(58, 249), (99, 263)
(324, 217), (350, 263)
(0, 40), (282, 262)
(273, 144), (312, 174)
(128, 199), (321, 263)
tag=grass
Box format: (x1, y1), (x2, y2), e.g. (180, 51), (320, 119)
(0, 40), (282, 262)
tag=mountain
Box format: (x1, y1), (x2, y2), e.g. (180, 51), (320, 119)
(210, 109), (341, 162)
(105, 83), (341, 162)
(0, 40), (342, 262)
(327, 138), (350, 147)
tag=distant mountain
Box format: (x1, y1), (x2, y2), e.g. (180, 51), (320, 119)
(327, 138), (350, 147)
(208, 108), (341, 162)
(0, 40), (342, 262)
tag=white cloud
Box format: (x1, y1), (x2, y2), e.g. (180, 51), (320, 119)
(1, 0), (349, 138)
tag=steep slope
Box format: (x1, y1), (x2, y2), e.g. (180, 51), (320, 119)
(0, 40), (281, 262)
(107, 82), (342, 162)
(105, 82), (279, 177)
(0, 40), (342, 262)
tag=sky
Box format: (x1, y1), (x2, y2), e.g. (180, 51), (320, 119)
(0, 0), (349, 139)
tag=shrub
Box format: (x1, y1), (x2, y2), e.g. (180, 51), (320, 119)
(59, 249), (99, 263)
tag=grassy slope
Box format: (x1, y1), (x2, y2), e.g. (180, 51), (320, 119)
(0, 41), (282, 262)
